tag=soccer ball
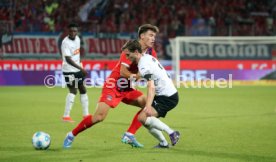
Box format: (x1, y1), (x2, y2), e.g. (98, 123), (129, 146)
(32, 131), (51, 150)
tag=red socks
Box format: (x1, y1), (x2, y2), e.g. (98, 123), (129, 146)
(127, 110), (142, 134)
(72, 115), (93, 136)
(72, 110), (142, 136)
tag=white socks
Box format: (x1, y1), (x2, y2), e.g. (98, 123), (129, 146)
(64, 93), (75, 117)
(80, 93), (89, 116)
(68, 131), (74, 137)
(148, 128), (168, 146)
(145, 116), (174, 135)
(125, 132), (134, 136)
(64, 93), (89, 117)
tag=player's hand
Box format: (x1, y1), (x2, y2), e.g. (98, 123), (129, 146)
(81, 69), (88, 77)
(143, 106), (153, 116)
(136, 72), (142, 80)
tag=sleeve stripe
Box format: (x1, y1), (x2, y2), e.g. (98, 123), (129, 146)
(121, 62), (130, 67)
(144, 74), (153, 81)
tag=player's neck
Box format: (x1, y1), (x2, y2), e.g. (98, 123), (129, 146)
(68, 36), (75, 40)
(139, 40), (148, 53)
(142, 47), (148, 53)
(136, 54), (142, 63)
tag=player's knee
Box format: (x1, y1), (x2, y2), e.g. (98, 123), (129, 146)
(79, 89), (86, 94)
(93, 114), (106, 123)
(78, 85), (87, 94)
(137, 96), (146, 108)
(137, 113), (146, 125)
(69, 88), (77, 95)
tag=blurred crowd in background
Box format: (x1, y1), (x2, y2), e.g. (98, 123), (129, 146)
(1, 0), (276, 37)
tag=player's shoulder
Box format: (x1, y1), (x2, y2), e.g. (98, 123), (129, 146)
(139, 56), (153, 75)
(139, 54), (152, 67)
(61, 36), (70, 44)
(146, 48), (157, 58)
(142, 53), (154, 61)
(75, 35), (81, 41)
(119, 51), (132, 66)
(119, 51), (127, 60)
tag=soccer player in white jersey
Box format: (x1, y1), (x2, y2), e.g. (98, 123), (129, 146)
(61, 23), (89, 122)
(122, 40), (180, 148)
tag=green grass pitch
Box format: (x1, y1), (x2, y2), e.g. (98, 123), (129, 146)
(0, 86), (276, 162)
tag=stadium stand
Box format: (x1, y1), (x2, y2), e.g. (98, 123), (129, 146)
(0, 0), (276, 60)
(1, 0), (275, 36)
(0, 0), (276, 83)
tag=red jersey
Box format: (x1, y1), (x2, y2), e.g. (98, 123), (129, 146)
(99, 48), (156, 107)
(107, 47), (157, 82)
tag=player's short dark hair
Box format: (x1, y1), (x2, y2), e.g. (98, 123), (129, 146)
(67, 22), (78, 29)
(138, 24), (159, 38)
(121, 40), (142, 53)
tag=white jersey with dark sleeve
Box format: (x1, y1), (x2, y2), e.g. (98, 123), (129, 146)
(61, 36), (81, 72)
(138, 54), (177, 96)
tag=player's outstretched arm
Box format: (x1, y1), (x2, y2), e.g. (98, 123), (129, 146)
(120, 64), (139, 80)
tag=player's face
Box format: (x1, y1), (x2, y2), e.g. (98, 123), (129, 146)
(124, 50), (137, 63)
(68, 27), (78, 40)
(141, 30), (156, 48)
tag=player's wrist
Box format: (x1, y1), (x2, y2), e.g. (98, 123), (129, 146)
(136, 73), (141, 80)
(130, 74), (138, 81)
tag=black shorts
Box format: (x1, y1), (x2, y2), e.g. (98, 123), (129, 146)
(63, 71), (85, 88)
(152, 92), (179, 118)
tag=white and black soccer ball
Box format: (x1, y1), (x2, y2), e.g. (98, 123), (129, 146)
(32, 131), (51, 150)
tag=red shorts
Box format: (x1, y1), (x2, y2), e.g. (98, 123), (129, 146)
(99, 86), (143, 108)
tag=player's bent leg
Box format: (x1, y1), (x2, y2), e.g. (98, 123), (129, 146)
(148, 127), (170, 148)
(71, 102), (110, 138)
(127, 95), (146, 108)
(72, 114), (93, 137)
(139, 111), (181, 146)
(92, 102), (111, 124)
(121, 110), (144, 148)
(137, 109), (149, 124)
(63, 102), (111, 149)
(121, 95), (146, 148)
(125, 110), (142, 134)
(122, 94), (145, 134)
(121, 110), (143, 147)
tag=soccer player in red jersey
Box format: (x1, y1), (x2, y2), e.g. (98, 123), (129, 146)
(63, 24), (159, 148)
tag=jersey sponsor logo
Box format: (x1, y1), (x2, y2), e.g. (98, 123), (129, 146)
(74, 49), (80, 55)
(106, 94), (112, 101)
